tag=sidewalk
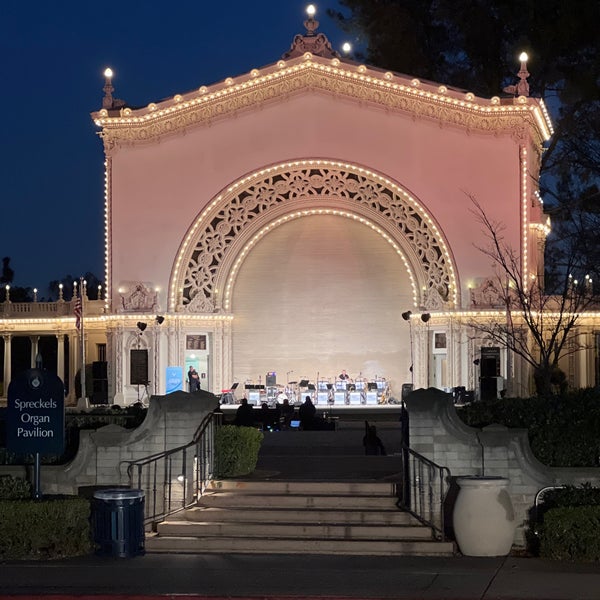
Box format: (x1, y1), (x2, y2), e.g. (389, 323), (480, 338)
(2, 552), (600, 599)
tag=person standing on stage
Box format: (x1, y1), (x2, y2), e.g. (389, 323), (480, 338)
(188, 366), (200, 392)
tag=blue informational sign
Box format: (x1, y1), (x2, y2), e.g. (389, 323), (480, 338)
(166, 366), (184, 394)
(6, 368), (65, 455)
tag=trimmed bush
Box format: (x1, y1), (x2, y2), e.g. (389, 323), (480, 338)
(0, 496), (92, 560)
(540, 506), (600, 561)
(0, 475), (32, 499)
(215, 425), (263, 478)
(457, 388), (600, 467)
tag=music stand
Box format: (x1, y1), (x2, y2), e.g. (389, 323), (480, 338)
(299, 379), (309, 388)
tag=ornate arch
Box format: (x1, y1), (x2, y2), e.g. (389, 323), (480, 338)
(169, 160), (459, 312)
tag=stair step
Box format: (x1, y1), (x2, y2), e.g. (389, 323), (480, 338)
(199, 492), (396, 510)
(145, 534), (454, 556)
(157, 520), (432, 539)
(148, 478), (451, 557)
(208, 480), (397, 495)
(184, 506), (417, 525)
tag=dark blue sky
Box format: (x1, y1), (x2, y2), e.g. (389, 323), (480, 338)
(0, 1), (348, 291)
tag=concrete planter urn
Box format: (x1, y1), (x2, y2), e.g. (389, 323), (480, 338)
(453, 476), (516, 557)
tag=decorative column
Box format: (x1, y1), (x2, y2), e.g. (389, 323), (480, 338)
(68, 332), (80, 403)
(30, 335), (40, 368)
(2, 334), (11, 397)
(153, 327), (160, 396)
(56, 333), (65, 383)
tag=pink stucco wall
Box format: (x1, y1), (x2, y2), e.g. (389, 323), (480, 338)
(110, 90), (522, 308)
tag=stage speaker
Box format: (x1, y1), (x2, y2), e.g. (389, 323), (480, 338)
(130, 349), (149, 385)
(92, 379), (108, 404)
(92, 361), (108, 379)
(266, 372), (276, 386)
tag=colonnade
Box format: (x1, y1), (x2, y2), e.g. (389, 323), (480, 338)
(1, 333), (80, 400)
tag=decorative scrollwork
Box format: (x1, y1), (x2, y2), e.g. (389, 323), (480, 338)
(178, 163), (456, 313)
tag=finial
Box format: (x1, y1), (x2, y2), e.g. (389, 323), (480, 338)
(305, 4), (318, 36)
(4, 284), (10, 303)
(101, 67), (126, 110)
(33, 288), (38, 302)
(283, 5), (339, 59)
(503, 51), (530, 97)
(102, 68), (114, 109)
(58, 283), (64, 301)
(516, 52), (530, 97)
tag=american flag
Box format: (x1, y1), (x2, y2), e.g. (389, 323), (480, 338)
(74, 297), (82, 330)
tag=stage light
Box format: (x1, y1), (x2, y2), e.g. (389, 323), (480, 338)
(421, 313), (431, 323)
(401, 311), (412, 321)
(473, 359), (480, 366)
(137, 322), (147, 332)
(156, 316), (165, 325)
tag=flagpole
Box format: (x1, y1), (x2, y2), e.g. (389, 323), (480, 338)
(79, 277), (86, 405)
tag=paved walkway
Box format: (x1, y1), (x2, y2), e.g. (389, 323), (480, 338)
(2, 552), (600, 599)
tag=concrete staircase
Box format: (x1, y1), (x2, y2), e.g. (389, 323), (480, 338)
(146, 479), (455, 556)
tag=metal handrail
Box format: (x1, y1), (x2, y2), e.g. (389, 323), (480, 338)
(396, 444), (451, 540)
(122, 410), (222, 528)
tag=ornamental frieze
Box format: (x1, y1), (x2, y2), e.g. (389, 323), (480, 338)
(96, 60), (544, 151)
(175, 163), (457, 314)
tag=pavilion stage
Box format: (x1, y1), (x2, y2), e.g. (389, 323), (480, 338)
(218, 401), (404, 423)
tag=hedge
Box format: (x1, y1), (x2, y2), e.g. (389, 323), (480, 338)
(0, 496), (92, 560)
(540, 506), (600, 561)
(214, 425), (263, 478)
(457, 388), (600, 467)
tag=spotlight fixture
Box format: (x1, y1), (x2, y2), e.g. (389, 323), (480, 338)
(473, 358), (480, 366)
(401, 311), (412, 321)
(137, 322), (147, 332)
(421, 313), (431, 323)
(156, 316), (165, 325)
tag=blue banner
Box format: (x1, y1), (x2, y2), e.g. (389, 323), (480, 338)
(166, 366), (184, 394)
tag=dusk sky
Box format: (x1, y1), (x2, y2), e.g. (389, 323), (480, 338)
(0, 1), (348, 292)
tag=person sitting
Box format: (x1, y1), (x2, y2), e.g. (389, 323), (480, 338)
(259, 402), (277, 431)
(234, 397), (255, 427)
(298, 395), (317, 430)
(278, 398), (295, 430)
(363, 424), (386, 455)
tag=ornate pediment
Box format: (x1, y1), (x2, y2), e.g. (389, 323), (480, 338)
(118, 281), (158, 313)
(470, 278), (505, 309)
(92, 56), (552, 151)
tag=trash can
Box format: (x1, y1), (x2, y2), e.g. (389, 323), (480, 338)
(92, 488), (145, 557)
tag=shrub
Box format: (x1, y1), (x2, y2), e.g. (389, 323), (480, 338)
(0, 475), (31, 499)
(214, 425), (263, 478)
(527, 483), (600, 556)
(457, 388), (600, 467)
(539, 506), (600, 561)
(0, 496), (92, 560)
